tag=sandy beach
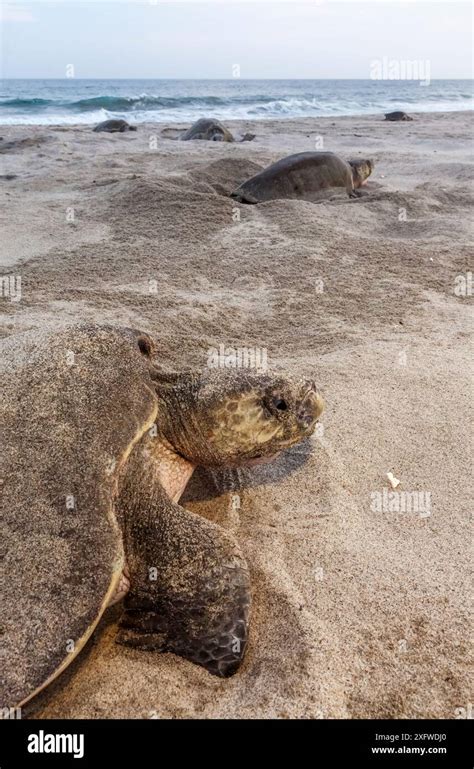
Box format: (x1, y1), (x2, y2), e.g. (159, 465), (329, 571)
(1, 111), (472, 719)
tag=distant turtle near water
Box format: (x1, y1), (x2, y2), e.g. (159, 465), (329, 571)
(384, 111), (414, 122)
(180, 118), (255, 143)
(231, 152), (374, 203)
(2, 324), (324, 708)
(93, 119), (137, 133)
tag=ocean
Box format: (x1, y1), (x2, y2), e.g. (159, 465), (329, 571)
(0, 79), (472, 125)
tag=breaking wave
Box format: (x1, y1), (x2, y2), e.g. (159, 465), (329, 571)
(0, 80), (472, 125)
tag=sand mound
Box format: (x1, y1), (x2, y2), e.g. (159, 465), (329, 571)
(189, 158), (265, 196)
(97, 176), (233, 241)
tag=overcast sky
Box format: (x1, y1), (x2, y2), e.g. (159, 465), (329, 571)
(1, 1), (472, 79)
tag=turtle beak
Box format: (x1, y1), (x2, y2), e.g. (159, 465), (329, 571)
(297, 382), (324, 431)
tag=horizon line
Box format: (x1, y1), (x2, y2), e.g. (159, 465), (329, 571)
(1, 76), (473, 81)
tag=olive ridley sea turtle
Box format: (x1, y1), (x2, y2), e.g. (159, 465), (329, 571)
(231, 151), (374, 203)
(180, 118), (255, 143)
(384, 111), (414, 122)
(1, 325), (324, 708)
(93, 119), (137, 133)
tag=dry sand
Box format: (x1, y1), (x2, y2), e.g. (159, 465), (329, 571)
(1, 111), (472, 719)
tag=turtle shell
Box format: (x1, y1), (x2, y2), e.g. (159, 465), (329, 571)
(180, 118), (234, 142)
(1, 325), (159, 707)
(230, 151), (354, 203)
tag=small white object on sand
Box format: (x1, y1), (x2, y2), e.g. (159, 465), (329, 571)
(387, 472), (401, 489)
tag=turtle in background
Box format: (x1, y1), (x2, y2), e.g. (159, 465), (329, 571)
(384, 111), (414, 122)
(180, 118), (255, 143)
(1, 325), (324, 708)
(231, 152), (374, 203)
(93, 119), (137, 133)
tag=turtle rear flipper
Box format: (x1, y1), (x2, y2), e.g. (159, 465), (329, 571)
(117, 485), (250, 677)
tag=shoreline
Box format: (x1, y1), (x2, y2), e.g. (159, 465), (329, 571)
(1, 108), (473, 128)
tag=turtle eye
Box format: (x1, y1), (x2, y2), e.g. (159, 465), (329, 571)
(262, 395), (289, 416)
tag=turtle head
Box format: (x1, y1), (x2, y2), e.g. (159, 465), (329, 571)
(154, 370), (324, 468)
(349, 158), (374, 188)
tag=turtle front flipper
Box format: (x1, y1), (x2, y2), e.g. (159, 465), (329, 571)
(117, 486), (250, 677)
